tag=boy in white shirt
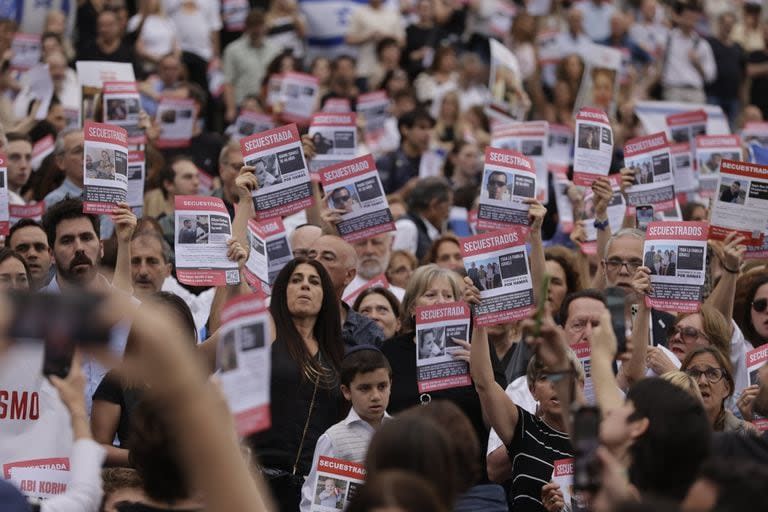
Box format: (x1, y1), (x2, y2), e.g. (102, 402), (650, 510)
(300, 346), (392, 512)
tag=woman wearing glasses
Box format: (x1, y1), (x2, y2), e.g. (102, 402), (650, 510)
(737, 274), (768, 348)
(680, 346), (757, 434)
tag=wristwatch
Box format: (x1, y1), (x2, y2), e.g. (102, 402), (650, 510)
(593, 217), (610, 231)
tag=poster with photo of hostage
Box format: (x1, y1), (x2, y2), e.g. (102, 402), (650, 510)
(414, 302), (471, 393)
(710, 160), (768, 246)
(82, 121), (128, 214)
(643, 221), (708, 313)
(670, 142), (697, 193)
(319, 154), (395, 243)
(126, 150), (145, 215)
(574, 44), (622, 119)
(308, 112), (357, 174)
(551, 459), (590, 512)
(0, 154), (8, 236)
(573, 108), (613, 186)
(477, 147), (536, 232)
(460, 227), (535, 325)
(155, 98), (197, 148)
(357, 91), (390, 148)
(746, 346), (768, 431)
(694, 135), (743, 199)
(487, 39), (527, 123)
(244, 217), (293, 295)
(666, 109), (707, 144)
(9, 203), (45, 228)
(230, 110), (274, 141)
(548, 124), (575, 233)
(77, 61), (136, 126)
(174, 196), (240, 286)
(492, 121), (549, 204)
(241, 124), (313, 220)
(217, 294), (272, 436)
(280, 72), (319, 124)
(623, 132), (675, 214)
(10, 33), (41, 72)
(102, 82), (145, 145)
(309, 457), (366, 512)
(581, 174), (625, 255)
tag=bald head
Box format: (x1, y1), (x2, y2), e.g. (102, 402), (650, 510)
(309, 235), (357, 298)
(291, 224), (323, 258)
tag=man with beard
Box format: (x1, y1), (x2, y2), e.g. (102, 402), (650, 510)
(343, 233), (405, 301)
(6, 219), (54, 290)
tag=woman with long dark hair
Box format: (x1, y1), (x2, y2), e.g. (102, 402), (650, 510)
(249, 257), (344, 511)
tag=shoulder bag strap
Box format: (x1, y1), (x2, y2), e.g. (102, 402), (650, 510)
(292, 375), (320, 475)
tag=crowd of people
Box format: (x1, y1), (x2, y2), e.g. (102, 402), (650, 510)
(2, 0), (768, 510)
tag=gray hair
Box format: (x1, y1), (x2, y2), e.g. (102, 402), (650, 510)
(54, 127), (83, 156)
(526, 347), (586, 389)
(605, 227), (645, 257)
(131, 231), (173, 264)
(218, 138), (241, 165)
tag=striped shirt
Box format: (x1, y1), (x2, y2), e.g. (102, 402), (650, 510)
(506, 406), (573, 512)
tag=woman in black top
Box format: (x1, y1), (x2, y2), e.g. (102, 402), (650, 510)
(248, 258), (344, 511)
(380, 264), (490, 474)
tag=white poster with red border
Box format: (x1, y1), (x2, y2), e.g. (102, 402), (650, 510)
(218, 294), (272, 436)
(126, 150), (145, 213)
(477, 147), (536, 231)
(694, 135), (743, 199)
(244, 217), (292, 295)
(322, 98), (352, 113)
(0, 154), (8, 236)
(551, 459), (589, 511)
(309, 457), (366, 511)
(623, 132), (675, 214)
(82, 121), (128, 214)
(280, 72), (319, 124)
(709, 160), (768, 246)
(9, 467), (70, 500)
(666, 110), (707, 144)
(357, 91), (390, 147)
(573, 108), (613, 186)
(308, 112), (357, 174)
(9, 202), (45, 227)
(102, 81), (145, 145)
(746, 346), (768, 431)
(580, 174), (625, 255)
(342, 274), (390, 305)
(415, 302), (471, 393)
(670, 142), (697, 192)
(643, 221), (708, 313)
(241, 124), (314, 220)
(174, 196), (240, 286)
(572, 342), (595, 405)
(10, 33), (41, 72)
(492, 121), (549, 204)
(547, 123), (573, 175)
(745, 234), (768, 260)
(460, 227), (535, 325)
(30, 134), (55, 171)
(230, 110), (275, 141)
(155, 98), (197, 148)
(319, 154), (395, 243)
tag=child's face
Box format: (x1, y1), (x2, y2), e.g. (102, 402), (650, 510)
(342, 368), (391, 424)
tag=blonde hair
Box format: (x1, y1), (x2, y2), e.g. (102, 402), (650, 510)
(399, 264), (463, 332)
(660, 371), (703, 402)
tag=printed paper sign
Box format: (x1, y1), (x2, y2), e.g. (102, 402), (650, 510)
(230, 111), (275, 141)
(241, 124), (314, 219)
(82, 121), (128, 214)
(746, 346), (768, 431)
(30, 134), (55, 171)
(547, 123), (573, 175)
(414, 302), (472, 393)
(76, 61), (136, 126)
(670, 142), (697, 193)
(572, 342), (595, 405)
(574, 44), (622, 117)
(174, 196), (240, 286)
(323, 98), (352, 113)
(244, 217), (292, 295)
(477, 147), (536, 231)
(573, 108), (613, 186)
(102, 82), (145, 145)
(10, 33), (41, 72)
(13, 65), (53, 121)
(9, 202), (45, 227)
(643, 221), (708, 313)
(319, 155), (395, 243)
(551, 459), (589, 512)
(266, 74), (283, 110)
(308, 112), (357, 173)
(218, 294), (272, 436)
(709, 160), (768, 246)
(342, 274), (390, 305)
(222, 0), (249, 31)
(666, 109), (707, 144)
(487, 39), (527, 122)
(126, 151), (146, 210)
(156, 98), (197, 148)
(623, 132), (675, 213)
(309, 457), (366, 511)
(357, 91), (390, 147)
(580, 174), (626, 255)
(0, 154), (8, 235)
(280, 72), (320, 123)
(9, 467), (70, 500)
(553, 175), (574, 234)
(492, 121), (549, 203)
(460, 228), (535, 325)
(745, 235), (768, 260)
(694, 135), (743, 198)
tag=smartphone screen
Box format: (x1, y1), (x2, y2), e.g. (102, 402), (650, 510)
(573, 405), (601, 492)
(605, 287), (627, 355)
(635, 205), (654, 231)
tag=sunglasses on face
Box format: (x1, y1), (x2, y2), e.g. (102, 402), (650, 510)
(685, 366), (726, 384)
(753, 298), (768, 313)
(670, 325), (706, 343)
(335, 194), (351, 202)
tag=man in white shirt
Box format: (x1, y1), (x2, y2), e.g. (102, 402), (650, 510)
(574, 0), (616, 42)
(345, 0), (405, 84)
(661, 2), (717, 103)
(5, 133), (32, 206)
(344, 233), (405, 301)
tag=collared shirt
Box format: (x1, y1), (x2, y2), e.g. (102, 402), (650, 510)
(299, 408), (392, 512)
(392, 214), (440, 256)
(662, 28), (717, 89)
(43, 178), (114, 239)
(223, 35), (281, 105)
(342, 303), (385, 347)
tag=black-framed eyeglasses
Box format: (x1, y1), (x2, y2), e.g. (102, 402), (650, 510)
(752, 298), (768, 313)
(604, 259), (642, 273)
(335, 194), (351, 202)
(670, 325), (706, 344)
(685, 367), (726, 384)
